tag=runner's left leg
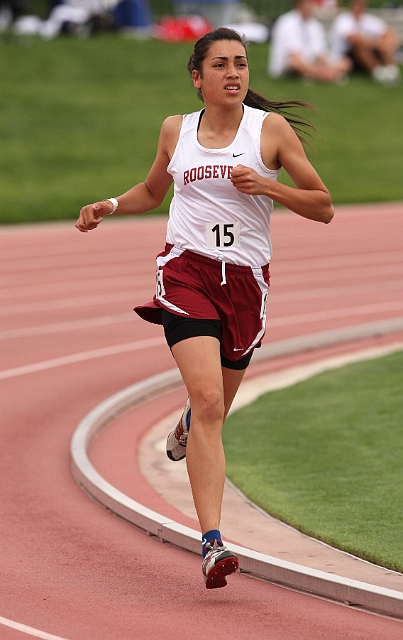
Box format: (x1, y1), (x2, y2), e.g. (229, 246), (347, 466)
(171, 335), (226, 534)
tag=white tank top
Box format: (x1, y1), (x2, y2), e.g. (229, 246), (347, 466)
(166, 104), (280, 267)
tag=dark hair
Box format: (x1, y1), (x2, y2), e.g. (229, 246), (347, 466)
(187, 27), (316, 147)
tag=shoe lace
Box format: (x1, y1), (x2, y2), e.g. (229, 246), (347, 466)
(205, 540), (224, 557)
(175, 404), (190, 447)
(178, 431), (188, 446)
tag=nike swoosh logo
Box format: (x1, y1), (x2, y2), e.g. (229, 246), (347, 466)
(233, 348), (243, 351)
(233, 153), (245, 157)
(202, 538), (207, 546)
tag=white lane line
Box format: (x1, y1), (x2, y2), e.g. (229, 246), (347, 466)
(1, 246), (400, 269)
(267, 300), (403, 327)
(0, 242), (139, 262)
(2, 266), (401, 311)
(273, 263), (403, 286)
(0, 249), (137, 274)
(0, 243), (158, 271)
(0, 276), (138, 299)
(272, 250), (403, 272)
(269, 278), (403, 303)
(1, 301), (401, 346)
(0, 337), (166, 380)
(1, 296), (403, 331)
(0, 615), (69, 640)
(1, 300), (403, 345)
(1, 276), (402, 303)
(0, 313), (135, 340)
(70, 340), (403, 620)
(234, 342), (403, 407)
(0, 292), (137, 316)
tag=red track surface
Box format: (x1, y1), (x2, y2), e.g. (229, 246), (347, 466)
(1, 204), (403, 639)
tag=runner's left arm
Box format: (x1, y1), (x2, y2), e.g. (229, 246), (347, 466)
(230, 113), (334, 224)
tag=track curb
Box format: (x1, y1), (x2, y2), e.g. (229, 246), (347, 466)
(71, 318), (403, 619)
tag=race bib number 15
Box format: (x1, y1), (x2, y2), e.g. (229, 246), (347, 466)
(206, 222), (240, 249)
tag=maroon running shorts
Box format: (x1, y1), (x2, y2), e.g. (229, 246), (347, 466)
(134, 244), (270, 363)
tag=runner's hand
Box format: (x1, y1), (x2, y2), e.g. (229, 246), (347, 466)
(231, 164), (267, 195)
(75, 200), (113, 233)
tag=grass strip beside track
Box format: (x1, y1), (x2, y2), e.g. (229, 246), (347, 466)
(224, 350), (403, 572)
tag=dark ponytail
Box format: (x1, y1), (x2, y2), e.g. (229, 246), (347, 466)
(188, 27), (316, 147)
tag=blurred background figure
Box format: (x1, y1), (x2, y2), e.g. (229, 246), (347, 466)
(12, 0), (111, 37)
(268, 0), (351, 83)
(39, 0), (106, 38)
(11, 0), (151, 37)
(0, 0), (28, 31)
(329, 0), (401, 84)
(111, 0), (151, 35)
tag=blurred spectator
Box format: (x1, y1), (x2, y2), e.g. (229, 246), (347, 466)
(40, 0), (105, 37)
(12, 0), (151, 38)
(329, 0), (401, 84)
(313, 0), (338, 8)
(0, 0), (28, 31)
(153, 15), (212, 42)
(268, 0), (351, 82)
(112, 0), (151, 34)
(223, 22), (269, 44)
(12, 0), (108, 37)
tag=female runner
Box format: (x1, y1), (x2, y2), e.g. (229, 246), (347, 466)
(76, 27), (334, 589)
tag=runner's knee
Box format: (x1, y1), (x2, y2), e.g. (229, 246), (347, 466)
(190, 387), (224, 428)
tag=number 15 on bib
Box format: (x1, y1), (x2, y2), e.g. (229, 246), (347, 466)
(206, 222), (240, 249)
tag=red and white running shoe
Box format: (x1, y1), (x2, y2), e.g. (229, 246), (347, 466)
(166, 399), (191, 461)
(202, 540), (239, 589)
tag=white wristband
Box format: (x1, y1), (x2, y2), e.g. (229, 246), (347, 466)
(106, 198), (118, 214)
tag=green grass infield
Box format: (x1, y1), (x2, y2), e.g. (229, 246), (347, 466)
(223, 349), (403, 572)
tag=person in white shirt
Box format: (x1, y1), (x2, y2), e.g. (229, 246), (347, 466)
(76, 27), (334, 589)
(329, 0), (400, 84)
(268, 0), (351, 82)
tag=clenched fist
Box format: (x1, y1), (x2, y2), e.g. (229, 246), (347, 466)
(75, 200), (114, 233)
(231, 164), (269, 196)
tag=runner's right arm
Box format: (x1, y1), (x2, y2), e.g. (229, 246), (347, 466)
(75, 116), (181, 233)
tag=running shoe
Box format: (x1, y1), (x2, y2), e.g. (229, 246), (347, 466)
(166, 398), (191, 461)
(202, 540), (239, 589)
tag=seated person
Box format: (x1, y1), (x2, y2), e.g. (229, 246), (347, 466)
(268, 0), (351, 82)
(329, 0), (401, 84)
(13, 0), (103, 38)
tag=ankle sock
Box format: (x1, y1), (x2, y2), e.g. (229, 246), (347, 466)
(202, 529), (222, 557)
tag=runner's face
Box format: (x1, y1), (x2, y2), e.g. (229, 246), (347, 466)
(192, 40), (249, 107)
